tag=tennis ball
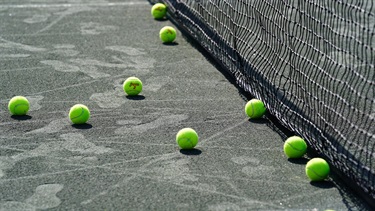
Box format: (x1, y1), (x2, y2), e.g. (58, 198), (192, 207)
(159, 26), (176, 43)
(151, 3), (167, 19)
(245, 99), (266, 119)
(123, 77), (143, 96)
(69, 104), (90, 124)
(8, 96), (29, 115)
(176, 128), (198, 150)
(283, 136), (307, 158)
(306, 158), (330, 181)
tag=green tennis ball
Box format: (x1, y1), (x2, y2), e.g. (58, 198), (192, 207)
(151, 3), (167, 19)
(69, 104), (90, 124)
(176, 128), (198, 150)
(306, 158), (330, 181)
(8, 96), (30, 115)
(245, 99), (266, 119)
(283, 136), (307, 158)
(123, 77), (143, 96)
(159, 26), (176, 43)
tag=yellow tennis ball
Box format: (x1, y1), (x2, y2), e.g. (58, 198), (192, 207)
(245, 99), (266, 119)
(69, 104), (90, 124)
(306, 158), (330, 181)
(176, 128), (198, 150)
(151, 3), (167, 19)
(159, 26), (176, 43)
(8, 96), (30, 115)
(123, 77), (143, 96)
(283, 136), (307, 158)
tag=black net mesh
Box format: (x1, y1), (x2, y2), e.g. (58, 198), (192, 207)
(150, 0), (375, 203)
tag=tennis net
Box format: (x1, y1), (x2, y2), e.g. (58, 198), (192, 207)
(151, 0), (375, 205)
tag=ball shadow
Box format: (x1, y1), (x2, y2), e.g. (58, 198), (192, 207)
(72, 123), (93, 130)
(126, 95), (145, 100)
(11, 115), (32, 121)
(248, 118), (268, 124)
(162, 42), (179, 46)
(310, 180), (335, 189)
(179, 148), (202, 156)
(287, 157), (309, 165)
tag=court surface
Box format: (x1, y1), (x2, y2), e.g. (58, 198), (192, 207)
(0, 0), (371, 210)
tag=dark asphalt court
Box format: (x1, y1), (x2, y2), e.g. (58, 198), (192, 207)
(0, 0), (371, 210)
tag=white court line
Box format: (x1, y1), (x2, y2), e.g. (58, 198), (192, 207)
(0, 2), (148, 9)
